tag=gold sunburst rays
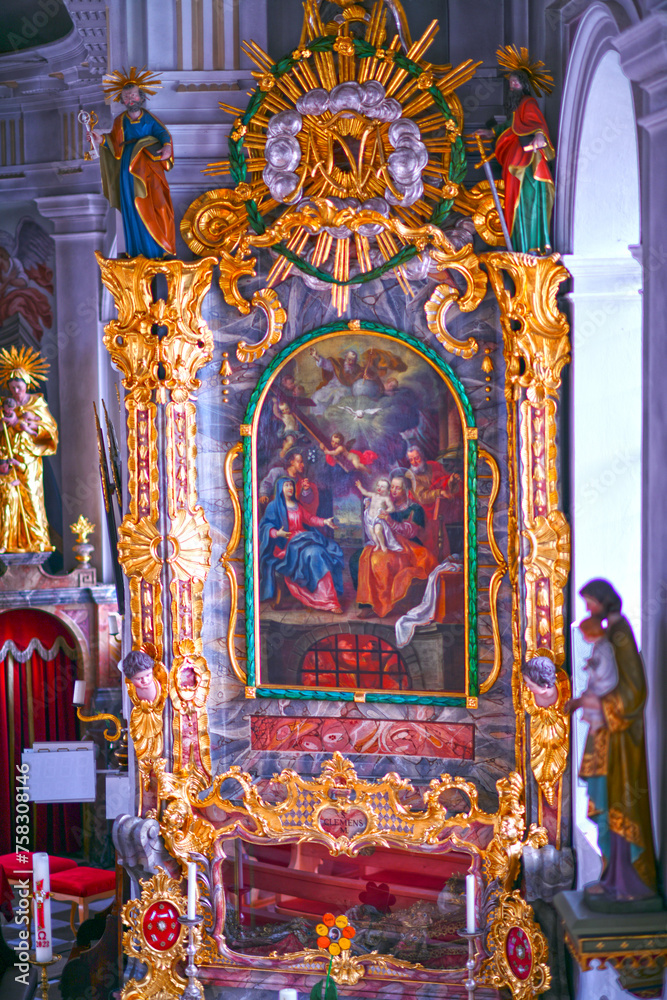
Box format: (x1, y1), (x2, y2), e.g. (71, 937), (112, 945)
(188, 6), (479, 314)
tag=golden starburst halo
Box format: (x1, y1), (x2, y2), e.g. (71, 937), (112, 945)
(102, 66), (163, 102)
(496, 45), (554, 97)
(0, 346), (49, 388)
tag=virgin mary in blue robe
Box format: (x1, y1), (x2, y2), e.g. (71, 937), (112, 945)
(258, 477), (344, 606)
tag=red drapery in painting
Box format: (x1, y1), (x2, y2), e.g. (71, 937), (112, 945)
(0, 610), (82, 855)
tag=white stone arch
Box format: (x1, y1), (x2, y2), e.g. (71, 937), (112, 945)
(557, 1), (643, 891)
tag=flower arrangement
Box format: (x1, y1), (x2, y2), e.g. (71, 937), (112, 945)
(311, 913), (356, 999)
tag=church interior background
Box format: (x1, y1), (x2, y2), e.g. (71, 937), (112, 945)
(0, 1), (666, 999)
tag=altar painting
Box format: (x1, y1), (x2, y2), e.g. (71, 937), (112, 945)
(244, 330), (477, 703)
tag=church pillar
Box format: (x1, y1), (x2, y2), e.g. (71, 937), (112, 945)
(34, 193), (111, 581)
(614, 12), (667, 891)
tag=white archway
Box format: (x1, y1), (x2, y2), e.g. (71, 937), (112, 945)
(558, 4), (642, 891)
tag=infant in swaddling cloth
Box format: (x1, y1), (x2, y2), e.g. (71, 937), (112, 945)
(356, 477), (401, 553)
(578, 615), (618, 731)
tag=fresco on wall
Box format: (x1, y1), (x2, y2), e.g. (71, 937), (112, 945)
(0, 218), (54, 344)
(247, 331), (471, 700)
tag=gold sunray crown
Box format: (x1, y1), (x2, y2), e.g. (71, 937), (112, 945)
(102, 66), (163, 102)
(496, 45), (554, 97)
(0, 346), (49, 388)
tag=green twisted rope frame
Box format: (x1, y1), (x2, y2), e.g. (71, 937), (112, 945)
(228, 35), (467, 287)
(241, 322), (478, 705)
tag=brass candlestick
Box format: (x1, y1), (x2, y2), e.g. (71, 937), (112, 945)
(29, 953), (61, 1000)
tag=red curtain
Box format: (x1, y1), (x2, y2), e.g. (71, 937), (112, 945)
(0, 610), (82, 856)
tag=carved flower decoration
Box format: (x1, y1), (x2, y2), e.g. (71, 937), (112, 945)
(316, 913), (356, 956)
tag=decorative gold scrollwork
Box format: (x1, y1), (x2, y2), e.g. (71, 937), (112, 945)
(522, 667), (570, 811)
(484, 252), (570, 401)
(236, 288), (288, 363)
(482, 890), (551, 999)
(120, 867), (195, 1000)
(425, 244), (486, 358)
(222, 443), (247, 684)
(478, 449), (508, 695)
(455, 180), (506, 246)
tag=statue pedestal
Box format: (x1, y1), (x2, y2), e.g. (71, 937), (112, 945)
(555, 890), (667, 994)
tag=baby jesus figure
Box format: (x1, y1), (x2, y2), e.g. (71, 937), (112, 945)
(568, 615), (618, 731)
(272, 398), (300, 457)
(321, 432), (376, 471)
(356, 476), (401, 553)
(2, 397), (39, 436)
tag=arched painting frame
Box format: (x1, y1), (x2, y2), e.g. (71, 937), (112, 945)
(241, 322), (478, 706)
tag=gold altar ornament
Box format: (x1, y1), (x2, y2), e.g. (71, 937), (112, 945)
(70, 515), (95, 545)
(0, 345), (57, 553)
(120, 867), (196, 1000)
(483, 890), (551, 999)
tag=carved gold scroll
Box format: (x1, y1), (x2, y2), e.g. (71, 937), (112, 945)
(97, 253), (216, 794)
(484, 252), (571, 832)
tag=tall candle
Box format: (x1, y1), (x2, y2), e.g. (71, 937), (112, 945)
(33, 852), (52, 962)
(187, 862), (197, 920)
(279, 990), (298, 1000)
(73, 680), (86, 706)
(466, 873), (476, 933)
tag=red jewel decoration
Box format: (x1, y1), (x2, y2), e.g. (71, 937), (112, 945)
(506, 926), (532, 980)
(142, 902), (181, 951)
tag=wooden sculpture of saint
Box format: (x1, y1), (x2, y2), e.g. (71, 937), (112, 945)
(0, 346), (57, 552)
(569, 580), (659, 911)
(477, 46), (555, 255)
(92, 68), (176, 259)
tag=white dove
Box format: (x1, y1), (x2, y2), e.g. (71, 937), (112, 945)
(338, 405), (381, 420)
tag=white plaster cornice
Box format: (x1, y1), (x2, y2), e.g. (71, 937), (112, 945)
(613, 13), (667, 92)
(561, 253), (643, 295)
(35, 193), (109, 233)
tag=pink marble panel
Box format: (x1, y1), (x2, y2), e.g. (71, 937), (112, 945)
(250, 715), (474, 759)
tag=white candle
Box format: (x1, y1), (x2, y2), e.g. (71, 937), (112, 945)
(33, 852), (52, 962)
(73, 680), (86, 706)
(466, 873), (476, 933)
(187, 862), (197, 919)
(279, 990), (298, 1000)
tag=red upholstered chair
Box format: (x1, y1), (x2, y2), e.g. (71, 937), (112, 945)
(49, 867), (116, 934)
(0, 852), (78, 884)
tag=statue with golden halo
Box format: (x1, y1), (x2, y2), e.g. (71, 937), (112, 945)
(91, 66), (176, 259)
(477, 46), (555, 254)
(0, 346), (58, 553)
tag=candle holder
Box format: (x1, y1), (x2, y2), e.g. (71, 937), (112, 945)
(177, 914), (204, 1000)
(28, 953), (61, 1000)
(457, 930), (481, 999)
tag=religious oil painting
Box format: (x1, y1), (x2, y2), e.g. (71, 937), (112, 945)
(243, 329), (478, 704)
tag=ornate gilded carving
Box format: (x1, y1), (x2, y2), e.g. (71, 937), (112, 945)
(478, 449), (508, 695)
(483, 890), (551, 999)
(236, 288), (288, 363)
(485, 251), (571, 815)
(222, 443), (247, 685)
(455, 179), (506, 246)
(484, 253), (570, 402)
(120, 867), (195, 1000)
(425, 244), (486, 357)
(484, 771), (548, 889)
(156, 754), (547, 987)
(521, 667), (570, 814)
(98, 254), (217, 791)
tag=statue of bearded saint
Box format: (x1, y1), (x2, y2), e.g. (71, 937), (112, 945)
(0, 346), (58, 553)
